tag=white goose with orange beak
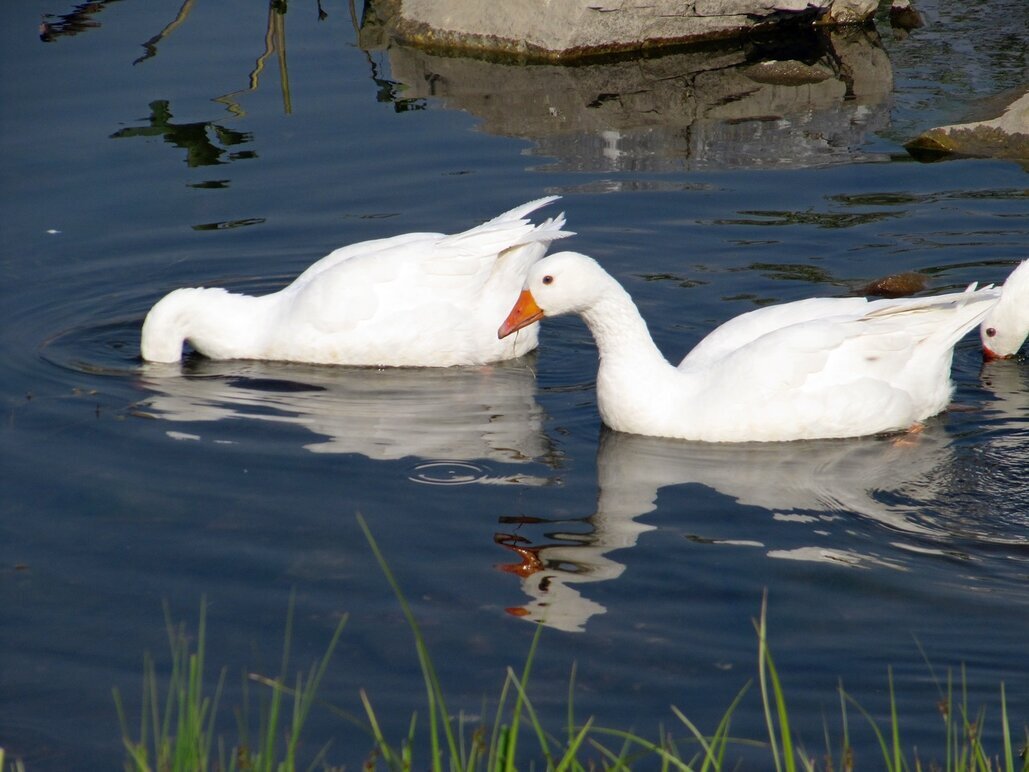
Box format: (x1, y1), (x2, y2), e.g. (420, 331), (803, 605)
(500, 251), (1007, 443)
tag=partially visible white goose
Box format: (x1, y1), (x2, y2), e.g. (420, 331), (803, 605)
(499, 251), (1001, 443)
(680, 262), (1029, 369)
(141, 197), (572, 366)
(979, 259), (1029, 359)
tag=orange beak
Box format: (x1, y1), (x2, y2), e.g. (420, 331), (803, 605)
(982, 346), (1010, 361)
(498, 289), (544, 339)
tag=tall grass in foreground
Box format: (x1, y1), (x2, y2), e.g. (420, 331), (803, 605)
(100, 514), (1025, 771)
(112, 595), (347, 772)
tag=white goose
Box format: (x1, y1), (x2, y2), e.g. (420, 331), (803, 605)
(681, 260), (1029, 369)
(499, 251), (1002, 443)
(979, 259), (1029, 359)
(141, 197), (571, 366)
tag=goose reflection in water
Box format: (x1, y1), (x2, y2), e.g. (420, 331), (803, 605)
(495, 504), (656, 634)
(138, 357), (557, 481)
(500, 372), (1028, 632)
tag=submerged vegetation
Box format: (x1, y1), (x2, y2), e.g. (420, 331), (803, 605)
(82, 516), (1025, 771)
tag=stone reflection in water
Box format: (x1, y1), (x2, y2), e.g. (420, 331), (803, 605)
(138, 358), (556, 474)
(359, 24), (893, 171)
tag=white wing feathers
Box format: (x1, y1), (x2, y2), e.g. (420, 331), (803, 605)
(428, 196), (573, 277)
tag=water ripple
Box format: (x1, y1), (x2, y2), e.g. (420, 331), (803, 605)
(408, 460), (552, 486)
(408, 460), (494, 486)
(40, 316), (143, 379)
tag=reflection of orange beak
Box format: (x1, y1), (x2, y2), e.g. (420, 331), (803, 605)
(498, 289), (544, 339)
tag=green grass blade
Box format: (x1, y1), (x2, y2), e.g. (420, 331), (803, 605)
(946, 669), (955, 772)
(756, 592), (798, 772)
(837, 680), (854, 772)
(487, 667), (515, 772)
(1000, 682), (1014, 772)
(403, 711), (416, 771)
(360, 687), (400, 769)
(287, 612), (348, 764)
(357, 513), (462, 768)
(843, 689), (898, 771)
(503, 622), (545, 772)
(502, 660), (555, 769)
(887, 667), (902, 772)
(587, 726), (696, 771)
(555, 716), (594, 771)
(670, 705), (716, 768)
(257, 592), (295, 768)
(767, 652), (796, 772)
(566, 660), (578, 751)
(669, 681), (749, 772)
(204, 666), (226, 769)
(756, 593), (783, 772)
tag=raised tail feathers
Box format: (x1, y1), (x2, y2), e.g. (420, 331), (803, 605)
(441, 196), (575, 253)
(865, 285), (1000, 351)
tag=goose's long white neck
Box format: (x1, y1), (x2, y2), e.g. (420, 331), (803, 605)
(582, 286), (665, 366)
(580, 282), (686, 436)
(140, 287), (272, 362)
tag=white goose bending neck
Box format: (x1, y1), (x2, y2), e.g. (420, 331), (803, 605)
(581, 280), (689, 438)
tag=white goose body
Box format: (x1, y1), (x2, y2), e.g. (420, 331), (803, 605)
(141, 197), (571, 367)
(499, 252), (1002, 443)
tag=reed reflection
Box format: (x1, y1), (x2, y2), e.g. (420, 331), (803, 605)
(138, 358), (557, 476)
(359, 16), (893, 172)
(110, 100), (255, 167)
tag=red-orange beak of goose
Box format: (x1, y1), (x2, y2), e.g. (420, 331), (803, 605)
(498, 290), (544, 339)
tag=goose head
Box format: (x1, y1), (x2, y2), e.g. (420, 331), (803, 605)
(498, 251), (612, 338)
(980, 259), (1029, 359)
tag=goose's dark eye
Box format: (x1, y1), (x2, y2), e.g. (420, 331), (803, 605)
(985, 327), (997, 337)
(542, 275), (554, 285)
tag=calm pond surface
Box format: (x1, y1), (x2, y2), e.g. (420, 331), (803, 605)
(2, 0), (1027, 767)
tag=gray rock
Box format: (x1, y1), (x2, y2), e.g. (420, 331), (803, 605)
(362, 0), (878, 61)
(906, 89), (1029, 161)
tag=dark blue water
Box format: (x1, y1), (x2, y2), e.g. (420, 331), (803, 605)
(2, 1), (1027, 768)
